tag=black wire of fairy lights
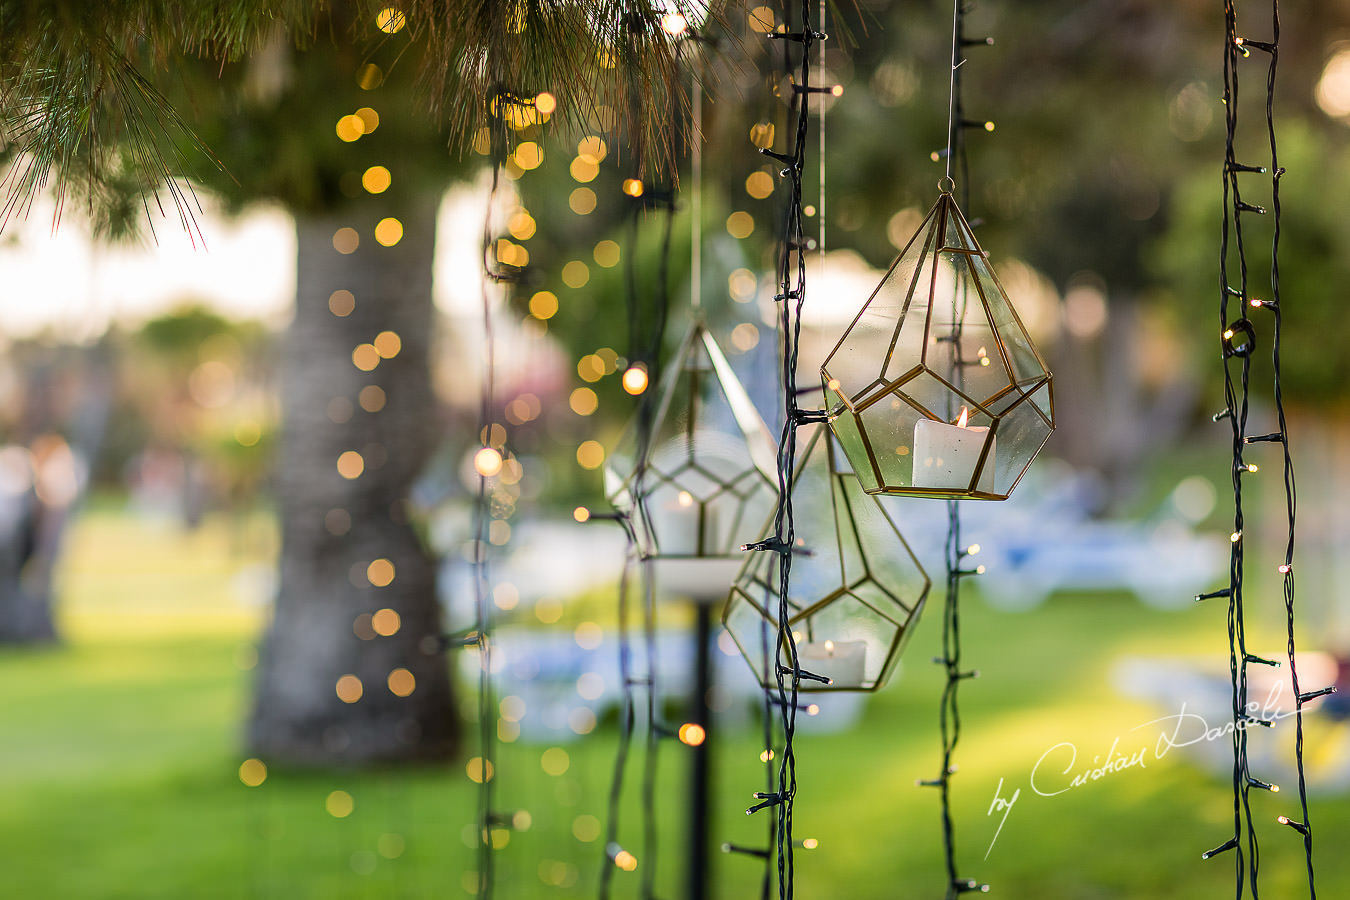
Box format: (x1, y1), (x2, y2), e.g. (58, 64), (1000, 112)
(595, 15), (686, 895)
(918, 3), (993, 897)
(735, 2), (829, 898)
(468, 102), (512, 900)
(1200, 2), (1332, 894)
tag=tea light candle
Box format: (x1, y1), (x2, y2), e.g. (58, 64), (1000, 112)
(912, 407), (995, 492)
(796, 639), (867, 687)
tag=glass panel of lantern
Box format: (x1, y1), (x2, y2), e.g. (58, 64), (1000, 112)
(722, 423), (930, 692)
(820, 189), (1054, 499)
(604, 320), (778, 599)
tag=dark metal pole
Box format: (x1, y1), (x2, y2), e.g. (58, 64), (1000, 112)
(689, 599), (714, 900)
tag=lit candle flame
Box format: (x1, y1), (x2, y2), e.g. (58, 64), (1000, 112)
(956, 407), (970, 429)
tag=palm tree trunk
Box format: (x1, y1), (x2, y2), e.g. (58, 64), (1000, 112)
(248, 195), (456, 765)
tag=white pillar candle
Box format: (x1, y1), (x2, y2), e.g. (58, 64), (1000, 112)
(912, 408), (995, 492)
(651, 490), (716, 556)
(795, 639), (867, 687)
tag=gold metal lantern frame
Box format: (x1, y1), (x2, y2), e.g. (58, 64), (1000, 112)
(722, 424), (930, 692)
(604, 319), (779, 598)
(821, 188), (1054, 500)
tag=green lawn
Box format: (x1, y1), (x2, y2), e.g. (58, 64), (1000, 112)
(1, 506), (1345, 898)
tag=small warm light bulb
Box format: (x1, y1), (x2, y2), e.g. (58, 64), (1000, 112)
(1278, 563), (1292, 574)
(966, 543), (981, 556)
(1230, 531), (1242, 543)
(830, 84), (844, 97)
(660, 12), (688, 35)
(983, 121), (996, 132)
(975, 564), (987, 575)
(475, 447), (504, 477)
(801, 838), (819, 850)
(678, 723), (707, 746)
(1250, 298), (1264, 308)
(573, 506), (591, 524)
(534, 92), (557, 115)
(805, 704), (819, 716)
(1223, 328), (1236, 340)
(823, 640), (836, 654)
(622, 365), (649, 395)
(622, 178), (645, 197)
(759, 749), (774, 762)
(791, 630), (803, 642)
(677, 490), (694, 507)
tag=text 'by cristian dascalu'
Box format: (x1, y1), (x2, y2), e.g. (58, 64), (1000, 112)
(982, 683), (1295, 859)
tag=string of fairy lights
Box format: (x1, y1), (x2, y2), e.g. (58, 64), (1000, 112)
(1200, 1), (1331, 895)
(921, 3), (993, 896)
(736, 2), (826, 897)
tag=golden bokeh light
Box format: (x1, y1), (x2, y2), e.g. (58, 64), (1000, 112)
(535, 91), (557, 114)
(372, 607), (401, 636)
(497, 238), (529, 268)
(336, 115), (364, 142)
(354, 109), (379, 136)
(336, 451), (366, 480)
(366, 558), (396, 588)
(472, 127), (491, 155)
(621, 178), (644, 198)
(500, 695), (526, 722)
(661, 12), (688, 35)
(374, 217), (403, 247)
(569, 156), (599, 183)
(726, 211), (755, 239)
(621, 365), (648, 395)
(332, 227), (360, 254)
(352, 343), (381, 371)
(239, 758), (267, 787)
(514, 142), (544, 170)
(489, 520), (512, 545)
(749, 121), (775, 149)
(467, 756), (495, 783)
(356, 63), (383, 90)
(561, 260), (591, 288)
(569, 187), (597, 215)
(569, 707), (597, 735)
(593, 239), (620, 268)
(373, 330), (402, 358)
(362, 165), (392, 194)
(574, 621), (603, 650)
(569, 387), (598, 416)
(540, 747), (570, 776)
(358, 385), (386, 412)
(528, 290), (559, 319)
(335, 674), (364, 703)
(576, 354), (605, 382)
(375, 7), (406, 33)
(326, 790), (355, 818)
(508, 210), (537, 241)
(572, 814), (602, 842)
(498, 457), (524, 485)
(474, 446), (504, 477)
(748, 6), (776, 32)
(535, 597), (563, 624)
(678, 723), (707, 746)
(234, 421), (261, 447)
(572, 506), (591, 523)
(493, 582), (519, 610)
(387, 668), (416, 697)
(480, 423), (507, 448)
(745, 170), (775, 199)
(613, 849), (638, 872)
(329, 289), (356, 316)
(729, 268), (757, 302)
(577, 136), (608, 163)
(576, 440), (605, 470)
(731, 322), (761, 352)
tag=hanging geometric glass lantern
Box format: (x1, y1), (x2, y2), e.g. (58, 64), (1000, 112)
(604, 319), (779, 598)
(722, 424), (930, 692)
(820, 187), (1054, 499)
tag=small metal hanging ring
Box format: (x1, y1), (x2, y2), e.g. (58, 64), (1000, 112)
(1222, 318), (1257, 358)
(938, 175), (956, 194)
